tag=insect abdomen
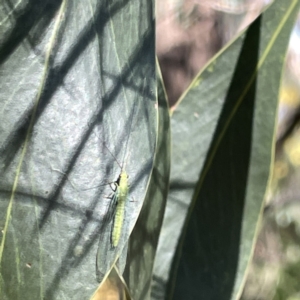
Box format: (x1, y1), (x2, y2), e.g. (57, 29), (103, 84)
(111, 172), (128, 248)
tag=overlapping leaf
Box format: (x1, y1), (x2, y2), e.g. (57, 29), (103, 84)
(123, 63), (170, 300)
(152, 0), (300, 299)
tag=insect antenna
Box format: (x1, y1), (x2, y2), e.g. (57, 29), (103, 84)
(119, 100), (139, 167)
(101, 140), (123, 170)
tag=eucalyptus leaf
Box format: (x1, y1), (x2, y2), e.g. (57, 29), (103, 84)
(0, 0), (155, 299)
(123, 62), (170, 300)
(152, 0), (300, 299)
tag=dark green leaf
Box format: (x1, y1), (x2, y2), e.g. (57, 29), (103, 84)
(152, 0), (300, 299)
(0, 0), (155, 299)
(123, 62), (171, 300)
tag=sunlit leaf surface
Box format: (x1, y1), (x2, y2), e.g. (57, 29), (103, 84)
(0, 0), (155, 299)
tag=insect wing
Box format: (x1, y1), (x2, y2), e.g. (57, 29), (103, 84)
(96, 187), (118, 281)
(115, 241), (128, 276)
(105, 187), (119, 223)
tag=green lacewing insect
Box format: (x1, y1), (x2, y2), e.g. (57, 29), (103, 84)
(103, 146), (129, 248)
(102, 101), (139, 249)
(92, 143), (130, 282)
(111, 172), (128, 247)
(94, 103), (138, 282)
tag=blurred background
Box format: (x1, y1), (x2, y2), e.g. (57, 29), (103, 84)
(156, 1), (300, 299)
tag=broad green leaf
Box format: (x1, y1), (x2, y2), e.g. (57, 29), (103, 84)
(152, 0), (300, 299)
(123, 62), (171, 299)
(0, 0), (155, 299)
